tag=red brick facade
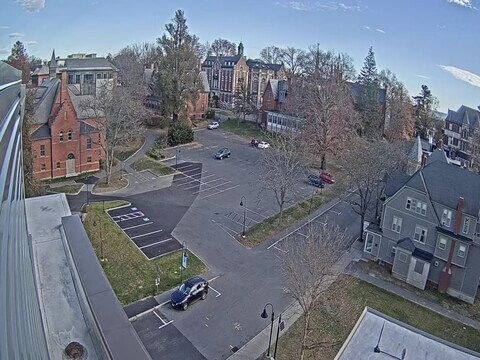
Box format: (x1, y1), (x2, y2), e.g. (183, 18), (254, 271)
(30, 72), (105, 180)
(261, 81), (282, 126)
(187, 91), (209, 120)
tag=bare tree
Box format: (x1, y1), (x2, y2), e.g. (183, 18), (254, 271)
(260, 130), (305, 223)
(281, 47), (305, 77)
(286, 65), (358, 170)
(280, 224), (352, 360)
(299, 44), (356, 81)
(232, 76), (257, 124)
(259, 45), (283, 64)
(469, 125), (480, 174)
(209, 38), (237, 56)
(341, 138), (408, 241)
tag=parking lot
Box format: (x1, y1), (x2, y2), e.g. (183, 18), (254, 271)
(107, 204), (183, 259)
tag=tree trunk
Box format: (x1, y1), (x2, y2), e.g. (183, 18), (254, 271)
(359, 213), (365, 242)
(172, 112), (179, 122)
(300, 313), (310, 360)
(278, 204), (284, 225)
(320, 153), (327, 170)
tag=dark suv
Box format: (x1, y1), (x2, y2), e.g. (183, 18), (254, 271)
(308, 174), (325, 188)
(170, 276), (209, 311)
(215, 148), (231, 160)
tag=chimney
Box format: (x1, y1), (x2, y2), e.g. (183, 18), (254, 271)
(453, 197), (464, 235)
(421, 153), (428, 167)
(60, 71), (68, 103)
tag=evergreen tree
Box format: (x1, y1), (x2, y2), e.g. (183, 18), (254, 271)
(413, 85), (439, 139)
(357, 47), (383, 139)
(156, 10), (202, 122)
(6, 41), (30, 84)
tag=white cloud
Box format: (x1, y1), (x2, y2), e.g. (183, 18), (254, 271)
(25, 40), (37, 45)
(376, 28), (386, 34)
(277, 1), (362, 12)
(276, 1), (311, 11)
(363, 25), (371, 30)
(447, 0), (473, 8)
(439, 65), (480, 88)
(16, 0), (45, 12)
(8, 32), (25, 38)
(415, 74), (431, 80)
(0, 26), (11, 30)
(0, 48), (9, 55)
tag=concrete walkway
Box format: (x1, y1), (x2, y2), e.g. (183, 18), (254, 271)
(349, 262), (480, 331)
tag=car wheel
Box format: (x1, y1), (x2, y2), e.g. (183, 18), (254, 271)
(227, 154), (230, 158)
(201, 291), (207, 300)
(182, 302), (188, 311)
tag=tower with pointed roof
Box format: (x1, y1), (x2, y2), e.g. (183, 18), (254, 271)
(407, 135), (423, 175)
(237, 42), (244, 56)
(49, 49), (57, 78)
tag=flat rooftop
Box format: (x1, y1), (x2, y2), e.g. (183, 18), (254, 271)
(335, 307), (480, 360)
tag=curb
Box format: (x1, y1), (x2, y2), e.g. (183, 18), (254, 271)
(47, 184), (85, 196)
(123, 136), (147, 163)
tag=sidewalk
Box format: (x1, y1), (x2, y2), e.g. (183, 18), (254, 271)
(349, 261), (480, 331)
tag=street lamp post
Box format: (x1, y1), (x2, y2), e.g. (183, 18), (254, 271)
(175, 148), (181, 168)
(273, 313), (282, 359)
(261, 303), (274, 358)
(93, 214), (104, 262)
(240, 196), (247, 238)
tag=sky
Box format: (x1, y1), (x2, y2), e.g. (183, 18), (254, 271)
(1, 0), (479, 112)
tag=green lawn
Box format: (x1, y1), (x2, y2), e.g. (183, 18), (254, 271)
(277, 276), (480, 360)
(83, 201), (207, 305)
(239, 186), (338, 248)
(132, 156), (176, 176)
(48, 183), (83, 194)
(93, 171), (128, 193)
(114, 136), (145, 161)
(220, 118), (264, 140)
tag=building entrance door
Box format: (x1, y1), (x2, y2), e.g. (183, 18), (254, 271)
(66, 153), (76, 177)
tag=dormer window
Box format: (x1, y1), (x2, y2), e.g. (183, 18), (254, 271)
(462, 217), (470, 234)
(442, 209), (452, 227)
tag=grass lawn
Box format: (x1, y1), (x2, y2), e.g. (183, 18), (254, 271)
(277, 276), (480, 360)
(132, 156), (176, 176)
(114, 136), (145, 161)
(220, 118), (264, 140)
(83, 201), (207, 305)
(238, 186), (338, 248)
(93, 171), (128, 193)
(48, 183), (83, 194)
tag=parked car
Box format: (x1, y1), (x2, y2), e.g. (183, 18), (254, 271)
(215, 148), (231, 159)
(251, 138), (259, 147)
(308, 174), (325, 188)
(319, 172), (335, 184)
(208, 121), (219, 130)
(170, 276), (209, 311)
(257, 141), (270, 149)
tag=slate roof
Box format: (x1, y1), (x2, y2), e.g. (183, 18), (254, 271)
(32, 65), (49, 76)
(203, 54), (242, 68)
(32, 77), (60, 124)
(397, 237), (415, 252)
(246, 59), (283, 72)
(437, 227), (472, 243)
(384, 172), (411, 197)
(267, 79), (288, 102)
(347, 81), (387, 104)
(67, 87), (101, 119)
(427, 149), (448, 165)
(413, 248), (433, 261)
(30, 124), (51, 140)
(409, 136), (423, 163)
(445, 105), (480, 128)
(64, 57), (117, 71)
(80, 121), (98, 134)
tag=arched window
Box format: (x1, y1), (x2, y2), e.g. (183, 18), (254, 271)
(59, 131), (64, 142)
(67, 153), (75, 160)
(67, 130), (72, 141)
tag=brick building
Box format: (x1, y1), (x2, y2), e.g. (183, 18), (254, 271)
(246, 59), (286, 108)
(29, 50), (111, 180)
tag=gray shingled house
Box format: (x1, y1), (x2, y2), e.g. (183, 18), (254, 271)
(363, 147), (480, 303)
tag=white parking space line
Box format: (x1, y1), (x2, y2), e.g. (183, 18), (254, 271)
(273, 245), (289, 253)
(174, 173), (214, 186)
(192, 181), (231, 195)
(296, 232), (308, 238)
(175, 164), (196, 171)
(153, 310), (174, 329)
(201, 184), (241, 199)
(122, 222), (154, 231)
(183, 177), (223, 190)
(174, 169), (221, 188)
(246, 208), (268, 219)
(139, 238), (173, 250)
(180, 167), (204, 175)
(211, 219), (238, 239)
(208, 285), (221, 298)
(329, 209), (342, 215)
(130, 229), (163, 239)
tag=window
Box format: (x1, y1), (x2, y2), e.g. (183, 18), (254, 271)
(441, 209), (452, 227)
(59, 131), (64, 142)
(364, 233), (374, 253)
(413, 225), (427, 244)
(68, 130), (72, 141)
(438, 237), (447, 251)
(98, 133), (101, 143)
(458, 245), (466, 258)
(87, 156), (92, 163)
(406, 197), (427, 215)
(392, 216), (403, 233)
(414, 260), (425, 274)
(56, 162), (60, 169)
(39, 144), (45, 157)
(103, 73), (107, 79)
(86, 137), (92, 150)
(96, 73), (102, 80)
(75, 74), (81, 84)
(84, 74), (94, 84)
(41, 164), (46, 171)
(398, 252), (408, 263)
(68, 74), (74, 84)
(462, 217), (470, 234)
(391, 246), (396, 258)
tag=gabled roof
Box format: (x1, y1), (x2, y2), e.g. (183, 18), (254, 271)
(397, 237), (415, 252)
(384, 172), (411, 197)
(445, 105), (480, 128)
(203, 54), (242, 68)
(427, 149), (448, 165)
(67, 86), (101, 119)
(32, 77), (60, 125)
(266, 78), (288, 102)
(80, 121), (98, 134)
(64, 57), (117, 71)
(30, 124), (51, 140)
(32, 65), (49, 76)
(246, 59), (283, 72)
(409, 136), (423, 163)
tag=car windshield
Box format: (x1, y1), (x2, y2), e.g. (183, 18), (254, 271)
(178, 283), (192, 295)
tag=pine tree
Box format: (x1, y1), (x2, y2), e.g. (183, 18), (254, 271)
(413, 85), (438, 139)
(156, 10), (202, 122)
(6, 41), (30, 84)
(357, 47), (383, 139)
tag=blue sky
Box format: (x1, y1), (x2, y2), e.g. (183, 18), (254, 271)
(1, 0), (479, 112)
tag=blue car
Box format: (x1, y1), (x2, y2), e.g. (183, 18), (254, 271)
(308, 175), (325, 188)
(170, 277), (209, 311)
(215, 148), (231, 160)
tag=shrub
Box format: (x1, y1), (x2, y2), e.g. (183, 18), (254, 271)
(167, 123), (194, 146)
(147, 136), (167, 160)
(206, 110), (215, 119)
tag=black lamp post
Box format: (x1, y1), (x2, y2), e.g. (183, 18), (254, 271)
(240, 196), (247, 238)
(85, 176), (89, 208)
(93, 214), (104, 261)
(175, 148), (181, 168)
(261, 303), (274, 358)
(273, 313), (282, 359)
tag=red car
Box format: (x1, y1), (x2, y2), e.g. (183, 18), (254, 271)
(251, 139), (259, 147)
(319, 172), (335, 184)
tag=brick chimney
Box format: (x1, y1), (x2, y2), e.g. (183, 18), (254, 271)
(438, 197), (464, 293)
